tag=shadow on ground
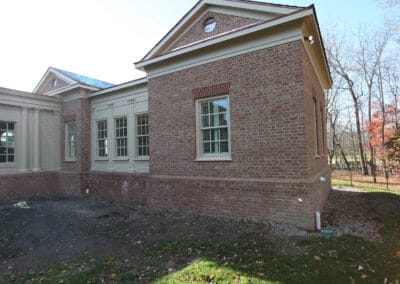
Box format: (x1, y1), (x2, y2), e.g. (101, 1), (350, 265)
(0, 189), (399, 282)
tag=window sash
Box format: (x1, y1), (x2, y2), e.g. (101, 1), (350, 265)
(66, 122), (76, 160)
(198, 97), (230, 156)
(115, 117), (128, 157)
(0, 121), (15, 163)
(96, 120), (108, 158)
(136, 114), (149, 157)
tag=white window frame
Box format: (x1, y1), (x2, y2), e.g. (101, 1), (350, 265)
(195, 95), (231, 161)
(96, 119), (108, 160)
(114, 116), (128, 160)
(65, 122), (76, 161)
(0, 121), (16, 164)
(135, 113), (149, 160)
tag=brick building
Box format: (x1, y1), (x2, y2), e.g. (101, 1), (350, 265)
(0, 0), (331, 230)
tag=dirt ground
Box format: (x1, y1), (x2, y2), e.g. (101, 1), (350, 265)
(0, 187), (399, 280)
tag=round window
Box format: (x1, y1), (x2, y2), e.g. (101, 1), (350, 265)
(203, 18), (216, 33)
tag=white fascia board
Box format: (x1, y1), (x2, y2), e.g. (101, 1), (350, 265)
(145, 26), (302, 79)
(44, 83), (99, 97)
(89, 77), (148, 97)
(205, 0), (301, 14)
(136, 9), (313, 70)
(142, 0), (301, 61)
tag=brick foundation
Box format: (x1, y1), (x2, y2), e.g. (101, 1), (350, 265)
(0, 172), (59, 200)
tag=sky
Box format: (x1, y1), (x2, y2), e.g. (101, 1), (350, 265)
(0, 0), (395, 92)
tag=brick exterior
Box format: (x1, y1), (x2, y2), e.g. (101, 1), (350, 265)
(0, 8), (331, 230)
(144, 40), (330, 230)
(149, 41), (307, 179)
(169, 12), (261, 52)
(0, 172), (59, 200)
(59, 97), (91, 194)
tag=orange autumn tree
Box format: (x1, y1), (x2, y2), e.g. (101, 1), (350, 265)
(366, 101), (399, 176)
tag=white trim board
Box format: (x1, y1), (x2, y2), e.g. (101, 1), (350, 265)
(144, 25), (302, 79)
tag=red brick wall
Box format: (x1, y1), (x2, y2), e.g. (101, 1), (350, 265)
(85, 172), (147, 205)
(169, 12), (261, 52)
(302, 44), (331, 213)
(0, 172), (59, 200)
(149, 40), (307, 179)
(61, 97), (91, 173)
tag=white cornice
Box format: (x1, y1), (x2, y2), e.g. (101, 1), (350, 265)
(44, 83), (99, 97)
(141, 0), (303, 61)
(136, 9), (313, 70)
(0, 88), (61, 111)
(89, 77), (148, 98)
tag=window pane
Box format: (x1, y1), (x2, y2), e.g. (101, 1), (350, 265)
(210, 114), (215, 127)
(219, 113), (227, 126)
(0, 122), (6, 129)
(201, 102), (209, 115)
(211, 129), (219, 141)
(220, 128), (228, 140)
(203, 129), (210, 141)
(220, 141), (229, 153)
(8, 123), (14, 130)
(217, 99), (227, 112)
(203, 142), (210, 153)
(201, 115), (209, 128)
(211, 142), (219, 153)
(0, 155), (5, 162)
(8, 155), (14, 162)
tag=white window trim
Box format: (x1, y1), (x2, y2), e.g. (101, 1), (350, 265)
(113, 115), (129, 160)
(64, 122), (76, 162)
(195, 95), (232, 161)
(135, 112), (149, 161)
(95, 119), (109, 161)
(0, 121), (16, 166)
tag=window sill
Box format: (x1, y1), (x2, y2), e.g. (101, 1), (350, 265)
(315, 155), (321, 159)
(64, 159), (76, 162)
(135, 157), (149, 161)
(95, 157), (109, 161)
(195, 156), (232, 162)
(113, 157), (129, 161)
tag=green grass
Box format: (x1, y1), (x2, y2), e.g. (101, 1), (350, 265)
(4, 190), (400, 283)
(332, 178), (400, 194)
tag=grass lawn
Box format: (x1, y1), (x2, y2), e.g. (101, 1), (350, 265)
(7, 193), (399, 283)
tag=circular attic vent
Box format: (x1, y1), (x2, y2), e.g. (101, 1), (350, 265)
(203, 17), (216, 33)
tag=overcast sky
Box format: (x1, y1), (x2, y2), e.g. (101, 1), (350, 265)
(0, 0), (394, 92)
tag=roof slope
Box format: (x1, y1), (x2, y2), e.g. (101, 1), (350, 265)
(52, 68), (114, 89)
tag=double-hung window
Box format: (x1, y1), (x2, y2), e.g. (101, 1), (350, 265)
(0, 121), (15, 163)
(197, 96), (230, 160)
(96, 120), (108, 158)
(136, 114), (149, 158)
(115, 117), (128, 158)
(65, 122), (76, 161)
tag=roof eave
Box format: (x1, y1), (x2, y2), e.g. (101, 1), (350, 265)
(135, 8), (313, 69)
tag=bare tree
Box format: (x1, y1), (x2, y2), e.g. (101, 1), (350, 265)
(325, 33), (369, 175)
(356, 29), (391, 182)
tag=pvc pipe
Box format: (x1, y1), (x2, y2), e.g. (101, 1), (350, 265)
(315, 211), (321, 231)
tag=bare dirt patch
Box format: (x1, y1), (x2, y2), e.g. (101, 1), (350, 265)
(0, 187), (394, 280)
